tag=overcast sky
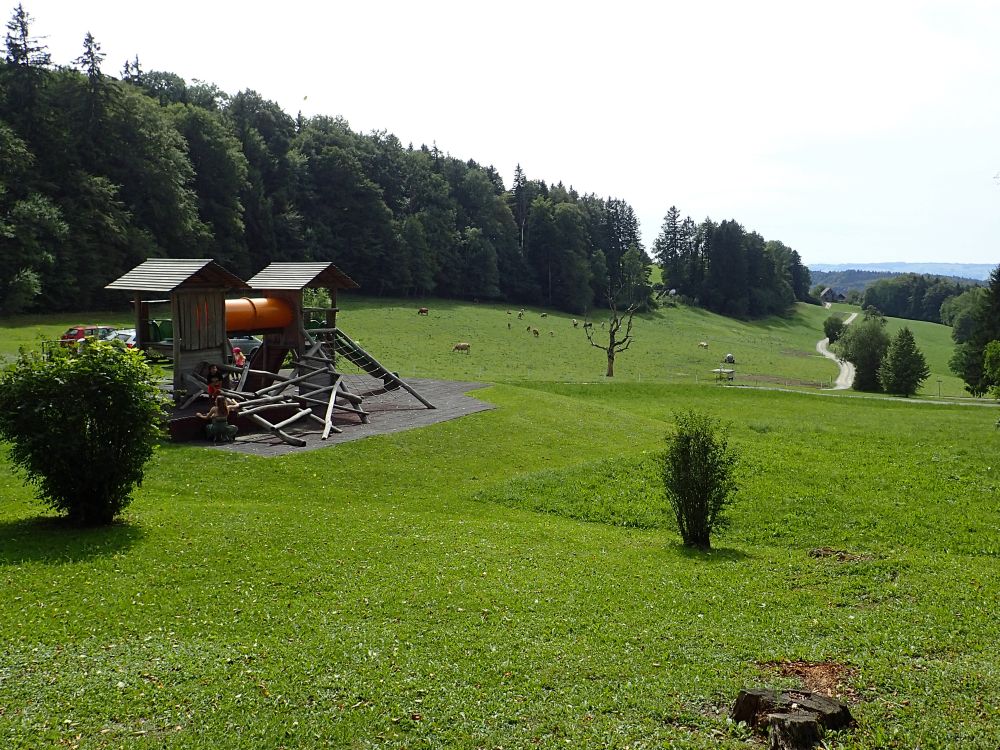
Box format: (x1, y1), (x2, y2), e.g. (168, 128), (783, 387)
(25, 0), (1000, 265)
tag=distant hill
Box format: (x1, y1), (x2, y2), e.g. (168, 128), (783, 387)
(809, 268), (982, 293)
(810, 262), (994, 281)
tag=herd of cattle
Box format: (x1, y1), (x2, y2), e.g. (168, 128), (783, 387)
(414, 306), (735, 365)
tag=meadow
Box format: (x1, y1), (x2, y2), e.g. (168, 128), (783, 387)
(1, 299), (998, 748)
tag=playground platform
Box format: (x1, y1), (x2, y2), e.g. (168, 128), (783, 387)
(175, 377), (495, 457)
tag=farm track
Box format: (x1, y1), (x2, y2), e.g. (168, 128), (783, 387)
(816, 312), (858, 389)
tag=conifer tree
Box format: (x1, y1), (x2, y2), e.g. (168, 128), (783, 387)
(879, 327), (930, 396)
(4, 3), (49, 67)
(653, 205), (683, 289)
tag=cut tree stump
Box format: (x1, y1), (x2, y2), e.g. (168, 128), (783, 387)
(767, 712), (823, 750)
(732, 688), (853, 750)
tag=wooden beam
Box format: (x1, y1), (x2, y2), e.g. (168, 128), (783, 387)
(321, 375), (343, 440)
(247, 413), (307, 447)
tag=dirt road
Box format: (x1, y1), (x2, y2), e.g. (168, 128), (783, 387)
(816, 312), (858, 390)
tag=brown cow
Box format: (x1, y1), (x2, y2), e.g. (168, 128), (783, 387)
(452, 342), (471, 353)
(417, 307), (429, 315)
(532, 328), (540, 337)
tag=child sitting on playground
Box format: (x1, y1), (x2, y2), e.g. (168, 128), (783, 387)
(203, 363), (232, 399)
(197, 395), (238, 442)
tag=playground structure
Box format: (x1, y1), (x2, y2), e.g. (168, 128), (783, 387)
(106, 259), (434, 447)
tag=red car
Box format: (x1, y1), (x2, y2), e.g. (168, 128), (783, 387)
(60, 325), (118, 345)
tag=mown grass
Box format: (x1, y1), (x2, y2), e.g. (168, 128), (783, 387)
(1, 300), (997, 748)
(0, 312), (133, 361)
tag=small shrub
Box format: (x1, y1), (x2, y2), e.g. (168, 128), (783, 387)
(660, 411), (738, 549)
(0, 341), (167, 525)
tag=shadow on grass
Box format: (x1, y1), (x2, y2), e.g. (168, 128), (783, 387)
(0, 515), (145, 566)
(673, 543), (750, 563)
(338, 294), (471, 313)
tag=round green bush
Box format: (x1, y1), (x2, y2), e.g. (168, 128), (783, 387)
(0, 341), (167, 525)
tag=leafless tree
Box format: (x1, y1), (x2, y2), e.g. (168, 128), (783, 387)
(585, 288), (640, 377)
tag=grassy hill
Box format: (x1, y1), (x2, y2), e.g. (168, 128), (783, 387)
(1, 299), (997, 748)
(0, 296), (968, 396)
(328, 295), (969, 398)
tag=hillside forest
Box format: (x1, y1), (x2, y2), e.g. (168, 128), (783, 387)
(1, 5), (812, 318)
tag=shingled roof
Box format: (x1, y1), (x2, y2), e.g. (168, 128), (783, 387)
(246, 262), (359, 291)
(105, 259), (250, 292)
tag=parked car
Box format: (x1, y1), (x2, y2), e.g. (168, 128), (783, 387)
(60, 325), (118, 345)
(114, 329), (138, 348)
(229, 335), (261, 359)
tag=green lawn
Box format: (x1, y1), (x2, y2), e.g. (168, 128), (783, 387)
(1, 300), (998, 748)
(1, 298), (966, 397)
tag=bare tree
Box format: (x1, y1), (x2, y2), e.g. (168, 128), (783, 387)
(585, 288), (639, 377)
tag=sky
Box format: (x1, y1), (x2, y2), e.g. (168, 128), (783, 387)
(24, 0), (1000, 266)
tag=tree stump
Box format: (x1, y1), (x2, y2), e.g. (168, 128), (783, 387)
(731, 688), (853, 750)
(767, 712), (823, 750)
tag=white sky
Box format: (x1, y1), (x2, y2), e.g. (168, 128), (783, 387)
(25, 0), (1000, 265)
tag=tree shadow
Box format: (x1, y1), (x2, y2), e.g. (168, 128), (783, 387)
(0, 515), (145, 566)
(672, 543), (751, 563)
(337, 293), (470, 312)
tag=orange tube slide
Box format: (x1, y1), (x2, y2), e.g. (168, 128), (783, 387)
(225, 297), (294, 332)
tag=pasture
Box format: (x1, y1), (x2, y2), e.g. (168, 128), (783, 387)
(1, 300), (998, 748)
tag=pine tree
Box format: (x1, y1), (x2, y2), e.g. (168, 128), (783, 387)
(878, 327), (929, 396)
(4, 3), (50, 67)
(652, 205), (683, 290)
(3, 3), (50, 127)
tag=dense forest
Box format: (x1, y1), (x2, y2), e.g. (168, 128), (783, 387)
(652, 206), (813, 317)
(859, 274), (977, 325)
(1, 5), (809, 318)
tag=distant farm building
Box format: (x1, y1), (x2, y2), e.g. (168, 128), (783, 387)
(819, 287), (847, 303)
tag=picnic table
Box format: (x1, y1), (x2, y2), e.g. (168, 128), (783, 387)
(711, 367), (735, 382)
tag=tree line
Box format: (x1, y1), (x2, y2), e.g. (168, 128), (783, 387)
(1, 5), (809, 320)
(858, 273), (973, 325)
(652, 206), (814, 317)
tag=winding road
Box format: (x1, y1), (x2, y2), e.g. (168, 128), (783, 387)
(816, 312), (858, 390)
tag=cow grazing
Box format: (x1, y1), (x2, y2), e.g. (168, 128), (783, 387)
(532, 328), (540, 337)
(417, 307), (429, 315)
(507, 321), (511, 330)
(549, 330), (554, 337)
(540, 312), (548, 318)
(517, 311), (524, 319)
(698, 341), (709, 349)
(452, 342), (471, 353)
(572, 319), (579, 328)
